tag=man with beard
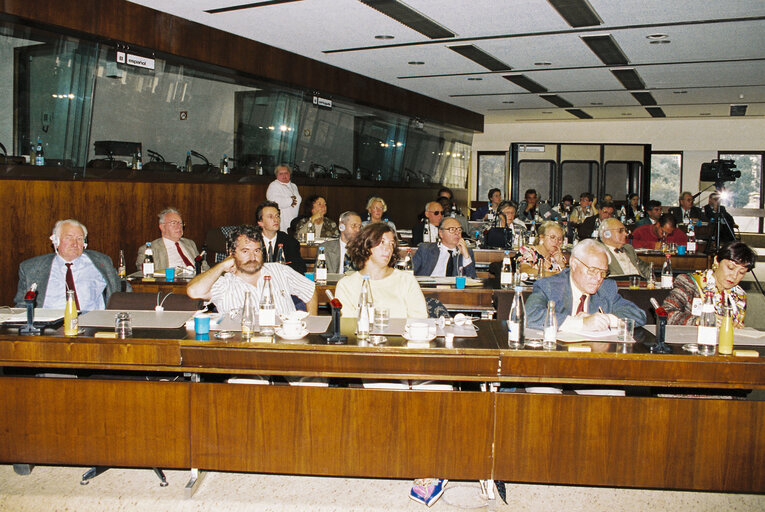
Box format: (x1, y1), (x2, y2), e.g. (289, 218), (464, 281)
(187, 224), (316, 315)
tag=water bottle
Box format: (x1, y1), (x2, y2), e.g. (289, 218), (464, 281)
(259, 276), (276, 335)
(35, 137), (45, 166)
(241, 290), (256, 340)
(543, 300), (557, 350)
(306, 222), (315, 244)
(507, 284), (525, 349)
(697, 290), (717, 355)
(500, 250), (513, 289)
(64, 290), (78, 336)
(357, 275), (372, 339)
(276, 244), (286, 265)
(661, 253), (673, 289)
(687, 225), (697, 254)
(403, 249), (413, 274)
(315, 246), (328, 284)
(142, 242), (154, 277)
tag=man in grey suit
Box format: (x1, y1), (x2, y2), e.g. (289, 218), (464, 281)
(413, 217), (477, 278)
(15, 219), (120, 309)
(136, 207), (209, 273)
(319, 211), (362, 274)
(526, 239), (646, 330)
(598, 218), (652, 280)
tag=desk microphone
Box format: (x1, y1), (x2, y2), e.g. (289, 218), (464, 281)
(649, 298), (671, 353)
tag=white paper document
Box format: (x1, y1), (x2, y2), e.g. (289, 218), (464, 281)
(642, 324), (765, 346)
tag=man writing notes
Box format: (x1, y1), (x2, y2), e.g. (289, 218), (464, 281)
(598, 218), (651, 279)
(187, 225), (316, 315)
(525, 239), (646, 330)
(412, 217), (477, 278)
(136, 207), (208, 273)
(319, 211), (363, 274)
(266, 164), (301, 232)
(256, 200), (307, 274)
(15, 219), (120, 310)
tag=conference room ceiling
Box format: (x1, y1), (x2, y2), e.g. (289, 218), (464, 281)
(129, 0), (765, 122)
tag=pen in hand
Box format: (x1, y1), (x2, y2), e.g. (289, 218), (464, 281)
(598, 307), (612, 331)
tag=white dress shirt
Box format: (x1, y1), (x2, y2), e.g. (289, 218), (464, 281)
(606, 244), (639, 276)
(162, 237), (192, 268)
(431, 244), (473, 277)
(43, 253), (107, 311)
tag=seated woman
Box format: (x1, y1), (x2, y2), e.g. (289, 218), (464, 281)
(484, 200), (526, 249)
(516, 220), (567, 277)
(294, 195), (339, 240)
(335, 223), (426, 319)
(663, 241), (755, 327)
(622, 193), (644, 223)
(362, 196), (397, 231)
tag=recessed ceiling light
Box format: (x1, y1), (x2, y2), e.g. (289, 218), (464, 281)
(700, 112), (711, 116)
(375, 35), (394, 40)
(408, 61), (425, 65)
(646, 33), (668, 40)
(590, 102), (603, 105)
(673, 90), (688, 94)
(467, 77), (483, 81)
(534, 61), (552, 66)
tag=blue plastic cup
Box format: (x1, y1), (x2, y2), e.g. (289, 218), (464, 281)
(165, 267), (175, 281)
(194, 315), (210, 334)
(455, 276), (466, 289)
(305, 272), (315, 281)
(677, 245), (687, 255)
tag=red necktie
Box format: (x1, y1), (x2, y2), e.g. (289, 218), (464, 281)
(175, 242), (193, 267)
(575, 294), (586, 314)
(65, 263), (80, 310)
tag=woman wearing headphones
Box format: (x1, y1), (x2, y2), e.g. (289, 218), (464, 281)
(516, 220), (567, 277)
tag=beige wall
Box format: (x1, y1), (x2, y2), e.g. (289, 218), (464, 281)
(471, 117), (765, 202)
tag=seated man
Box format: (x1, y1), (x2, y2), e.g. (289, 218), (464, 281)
(703, 191), (737, 244)
(526, 239), (646, 330)
(631, 213), (688, 250)
(187, 224), (317, 315)
(484, 200), (526, 249)
(136, 207), (209, 273)
(517, 188), (555, 222)
(319, 211), (362, 274)
(411, 201), (443, 246)
(669, 191), (706, 225)
(635, 200), (662, 226)
(256, 200), (307, 274)
(598, 218), (651, 279)
(412, 217), (477, 278)
(15, 219), (120, 310)
(577, 201), (615, 239)
(436, 195), (469, 233)
(569, 192), (595, 225)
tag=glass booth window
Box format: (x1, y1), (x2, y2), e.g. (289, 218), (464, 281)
(516, 160), (554, 202)
(477, 152), (506, 201)
(560, 161), (598, 202)
(719, 152), (763, 233)
(650, 153), (682, 206)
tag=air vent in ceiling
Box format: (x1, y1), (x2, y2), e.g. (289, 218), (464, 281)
(581, 34), (629, 66)
(449, 45), (511, 71)
(646, 107), (666, 118)
(631, 92), (657, 106)
(503, 74), (548, 93)
(548, 0), (602, 27)
(566, 109), (592, 119)
(206, 0), (302, 14)
(611, 68), (646, 90)
(541, 94), (573, 108)
(360, 0), (455, 39)
(730, 104), (748, 116)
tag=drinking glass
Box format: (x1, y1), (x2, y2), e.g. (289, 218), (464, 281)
(617, 318), (635, 342)
(373, 307), (390, 328)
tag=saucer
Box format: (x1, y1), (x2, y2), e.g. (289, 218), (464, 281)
(275, 327), (309, 340)
(402, 332), (436, 343)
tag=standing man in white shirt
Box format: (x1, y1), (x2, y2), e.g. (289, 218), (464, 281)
(266, 164), (301, 232)
(136, 207), (209, 273)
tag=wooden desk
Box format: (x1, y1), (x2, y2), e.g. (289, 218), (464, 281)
(0, 324), (762, 491)
(127, 276), (190, 294)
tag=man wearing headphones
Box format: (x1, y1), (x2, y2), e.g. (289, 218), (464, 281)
(14, 219), (120, 309)
(598, 218), (651, 279)
(319, 211), (363, 274)
(412, 216), (477, 278)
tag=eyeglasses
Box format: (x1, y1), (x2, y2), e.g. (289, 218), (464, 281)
(429, 210), (444, 215)
(573, 256), (608, 279)
(439, 226), (462, 234)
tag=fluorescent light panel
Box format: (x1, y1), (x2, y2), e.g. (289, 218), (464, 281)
(581, 34), (629, 66)
(567, 108), (592, 119)
(631, 92), (657, 106)
(503, 74), (548, 93)
(611, 68), (645, 90)
(206, 0), (302, 14)
(547, 0), (602, 27)
(449, 45), (511, 72)
(360, 0), (455, 39)
(541, 94), (573, 108)
(646, 107), (666, 117)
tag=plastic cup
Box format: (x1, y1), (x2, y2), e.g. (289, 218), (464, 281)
(305, 272), (315, 281)
(455, 276), (466, 289)
(194, 315), (210, 335)
(165, 267), (175, 281)
(677, 245), (686, 255)
(629, 276), (640, 289)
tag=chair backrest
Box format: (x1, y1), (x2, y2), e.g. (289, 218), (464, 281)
(106, 292), (203, 311)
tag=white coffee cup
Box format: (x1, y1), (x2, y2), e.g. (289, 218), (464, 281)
(281, 320), (306, 337)
(405, 321), (430, 340)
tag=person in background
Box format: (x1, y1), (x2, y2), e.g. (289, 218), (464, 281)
(136, 207), (208, 273)
(256, 200), (306, 274)
(525, 239), (646, 330)
(15, 219), (120, 310)
(663, 242), (754, 327)
(363, 196), (397, 231)
(622, 193), (644, 223)
(630, 213), (688, 250)
(517, 188), (555, 222)
(669, 191), (706, 225)
(319, 211), (363, 274)
(335, 223), (426, 318)
(484, 200), (526, 249)
(413, 216), (477, 278)
(635, 200), (662, 226)
(266, 164), (301, 232)
(569, 192), (595, 225)
(577, 201), (615, 239)
(553, 194), (574, 219)
(602, 193), (613, 203)
(516, 221), (567, 277)
(187, 224), (316, 315)
(704, 191), (737, 244)
(436, 193), (469, 233)
(411, 201), (443, 246)
(471, 188), (502, 221)
(598, 218), (651, 279)
(294, 195), (339, 240)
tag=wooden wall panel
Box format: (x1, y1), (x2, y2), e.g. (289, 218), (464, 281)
(0, 178), (443, 304)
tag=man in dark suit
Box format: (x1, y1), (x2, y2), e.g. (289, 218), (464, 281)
(669, 191), (706, 224)
(319, 211), (362, 274)
(577, 201), (615, 239)
(256, 200), (306, 274)
(411, 201), (444, 246)
(525, 239), (646, 330)
(598, 218), (651, 279)
(635, 200), (662, 226)
(15, 219), (120, 309)
(412, 217), (477, 278)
